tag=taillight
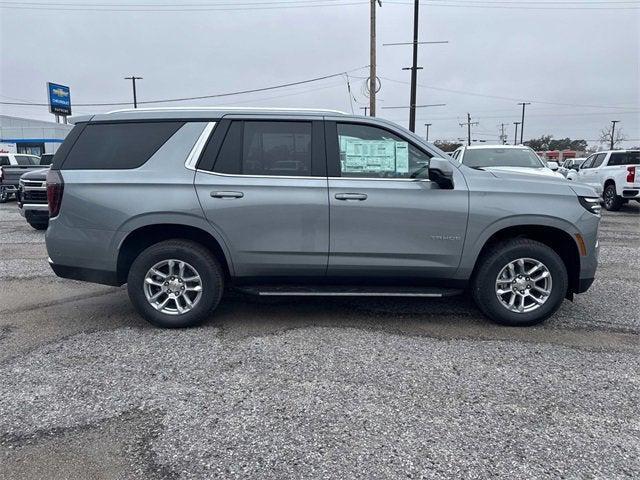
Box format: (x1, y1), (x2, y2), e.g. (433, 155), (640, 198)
(627, 166), (636, 183)
(46, 169), (64, 218)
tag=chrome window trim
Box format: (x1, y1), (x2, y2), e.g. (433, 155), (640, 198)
(194, 169), (430, 182)
(184, 122), (216, 171)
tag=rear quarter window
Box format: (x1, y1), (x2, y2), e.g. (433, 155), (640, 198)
(608, 152), (640, 166)
(61, 121), (185, 170)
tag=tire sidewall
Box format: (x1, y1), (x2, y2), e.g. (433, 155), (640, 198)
(473, 242), (568, 326)
(603, 184), (620, 211)
(127, 242), (223, 328)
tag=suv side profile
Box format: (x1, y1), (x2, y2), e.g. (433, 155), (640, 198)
(46, 108), (601, 328)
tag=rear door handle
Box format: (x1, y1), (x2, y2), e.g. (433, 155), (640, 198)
(211, 191), (244, 199)
(335, 193), (368, 201)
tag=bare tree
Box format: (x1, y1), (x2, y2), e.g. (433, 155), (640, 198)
(599, 124), (627, 149)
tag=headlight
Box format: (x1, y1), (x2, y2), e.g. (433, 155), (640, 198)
(578, 196), (601, 215)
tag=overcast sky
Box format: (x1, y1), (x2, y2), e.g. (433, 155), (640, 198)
(1, 0), (638, 147)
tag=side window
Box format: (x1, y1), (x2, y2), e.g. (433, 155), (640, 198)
(591, 153), (606, 168)
(62, 121), (184, 170)
(336, 123), (431, 178)
(581, 156), (595, 169)
(608, 152), (640, 166)
(0, 156), (9, 166)
(212, 121), (312, 176)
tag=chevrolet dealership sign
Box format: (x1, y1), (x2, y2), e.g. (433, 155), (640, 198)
(47, 82), (72, 116)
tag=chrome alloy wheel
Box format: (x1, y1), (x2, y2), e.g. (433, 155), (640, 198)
(495, 258), (552, 314)
(143, 259), (203, 315)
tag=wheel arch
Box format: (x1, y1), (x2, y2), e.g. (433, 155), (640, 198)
(470, 224), (581, 295)
(116, 223), (234, 285)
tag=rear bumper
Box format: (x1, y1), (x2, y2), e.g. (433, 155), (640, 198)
(48, 258), (122, 287)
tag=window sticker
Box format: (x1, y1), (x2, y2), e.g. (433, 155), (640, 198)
(340, 137), (409, 174)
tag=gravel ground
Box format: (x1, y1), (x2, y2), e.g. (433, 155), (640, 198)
(0, 200), (638, 479)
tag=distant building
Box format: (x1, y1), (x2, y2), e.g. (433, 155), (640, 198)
(536, 150), (581, 162)
(0, 115), (73, 156)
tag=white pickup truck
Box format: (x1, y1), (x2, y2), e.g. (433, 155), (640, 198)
(571, 150), (640, 211)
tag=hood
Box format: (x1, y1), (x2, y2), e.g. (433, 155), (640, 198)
(483, 166), (565, 180)
(20, 168), (49, 181)
(569, 182), (599, 198)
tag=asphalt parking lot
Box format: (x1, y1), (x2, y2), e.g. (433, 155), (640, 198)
(0, 200), (638, 479)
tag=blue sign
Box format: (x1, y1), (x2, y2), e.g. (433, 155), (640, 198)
(47, 82), (72, 116)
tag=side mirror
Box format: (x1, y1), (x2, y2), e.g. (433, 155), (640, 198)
(571, 164), (580, 171)
(547, 161), (559, 171)
(428, 157), (454, 189)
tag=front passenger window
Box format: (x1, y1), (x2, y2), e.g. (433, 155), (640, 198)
(336, 123), (431, 178)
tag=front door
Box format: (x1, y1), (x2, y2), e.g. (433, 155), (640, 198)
(325, 121), (469, 280)
(194, 119), (329, 278)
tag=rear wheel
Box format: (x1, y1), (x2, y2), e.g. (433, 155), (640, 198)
(127, 239), (224, 328)
(0, 188), (9, 203)
(603, 184), (623, 211)
(471, 239), (568, 326)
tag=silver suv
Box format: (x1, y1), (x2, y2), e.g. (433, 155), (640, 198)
(45, 108), (601, 328)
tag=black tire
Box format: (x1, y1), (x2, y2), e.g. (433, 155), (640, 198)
(0, 190), (9, 203)
(471, 238), (568, 327)
(603, 184), (623, 211)
(127, 239), (224, 328)
(29, 222), (48, 230)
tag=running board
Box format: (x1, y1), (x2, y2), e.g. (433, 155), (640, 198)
(235, 285), (463, 298)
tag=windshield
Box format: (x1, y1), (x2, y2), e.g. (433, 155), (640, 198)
(14, 155), (39, 166)
(462, 148), (544, 169)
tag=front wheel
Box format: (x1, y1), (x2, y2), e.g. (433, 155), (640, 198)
(471, 239), (568, 326)
(127, 239), (224, 328)
(603, 184), (623, 211)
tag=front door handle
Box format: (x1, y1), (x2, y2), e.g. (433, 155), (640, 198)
(211, 191), (244, 199)
(335, 193), (368, 201)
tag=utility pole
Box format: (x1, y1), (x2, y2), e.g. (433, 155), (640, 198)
(610, 120), (620, 149)
(459, 113), (478, 146)
(369, 0), (382, 117)
(513, 122), (521, 145)
(518, 102), (531, 144)
(424, 123), (432, 141)
(408, 0), (420, 132)
(500, 123), (507, 144)
(124, 76), (143, 108)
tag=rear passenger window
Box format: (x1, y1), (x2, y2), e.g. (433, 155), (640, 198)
(62, 121), (184, 169)
(213, 121), (312, 176)
(608, 152), (640, 166)
(0, 156), (9, 166)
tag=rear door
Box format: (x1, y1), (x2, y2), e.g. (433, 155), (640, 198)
(194, 118), (329, 278)
(325, 120), (469, 280)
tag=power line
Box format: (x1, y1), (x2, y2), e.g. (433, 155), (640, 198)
(0, 66), (368, 107)
(362, 75), (637, 110)
(385, 0), (640, 10)
(0, 0), (370, 11)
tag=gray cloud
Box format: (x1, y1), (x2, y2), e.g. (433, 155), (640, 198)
(1, 1), (638, 146)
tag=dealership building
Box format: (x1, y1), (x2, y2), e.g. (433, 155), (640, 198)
(0, 115), (73, 156)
